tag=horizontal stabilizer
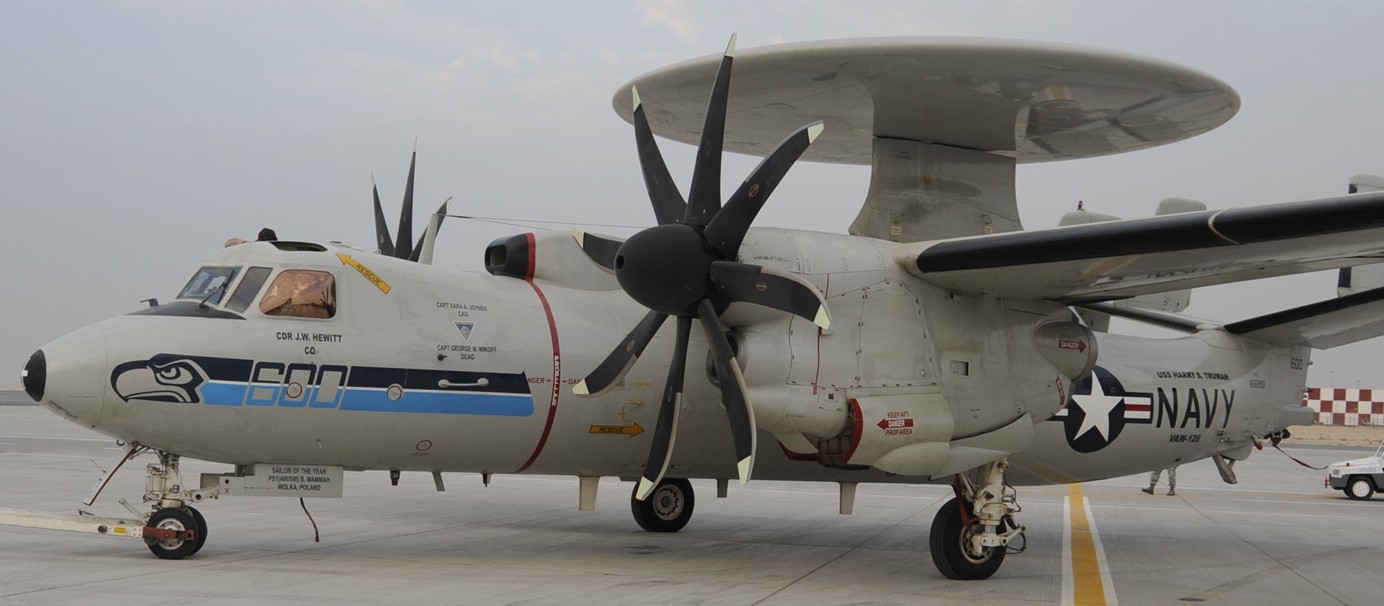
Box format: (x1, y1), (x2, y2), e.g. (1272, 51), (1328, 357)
(905, 191), (1384, 302)
(1223, 285), (1384, 348)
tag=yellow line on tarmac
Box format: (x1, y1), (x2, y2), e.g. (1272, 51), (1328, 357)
(1066, 483), (1113, 606)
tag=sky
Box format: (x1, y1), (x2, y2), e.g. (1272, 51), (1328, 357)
(3, 1), (1384, 390)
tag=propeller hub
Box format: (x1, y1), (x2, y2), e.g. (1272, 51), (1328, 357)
(615, 224), (716, 316)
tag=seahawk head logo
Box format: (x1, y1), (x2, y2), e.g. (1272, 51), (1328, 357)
(111, 356), (208, 403)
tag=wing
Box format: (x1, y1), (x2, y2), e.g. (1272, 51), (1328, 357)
(903, 191), (1384, 302)
(1224, 286), (1384, 349)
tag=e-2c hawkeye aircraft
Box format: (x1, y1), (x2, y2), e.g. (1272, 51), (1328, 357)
(15, 37), (1384, 580)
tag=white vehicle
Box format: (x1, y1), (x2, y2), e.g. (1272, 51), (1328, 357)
(1326, 439), (1384, 500)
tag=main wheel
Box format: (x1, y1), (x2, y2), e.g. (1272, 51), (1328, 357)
(631, 477), (695, 533)
(144, 507), (200, 560)
(1346, 476), (1375, 500)
(187, 505), (209, 555)
(929, 496), (1006, 580)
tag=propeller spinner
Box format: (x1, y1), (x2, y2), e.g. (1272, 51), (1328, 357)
(572, 35), (830, 500)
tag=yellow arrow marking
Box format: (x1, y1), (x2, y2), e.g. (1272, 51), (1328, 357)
(588, 423), (644, 437)
(337, 254), (392, 294)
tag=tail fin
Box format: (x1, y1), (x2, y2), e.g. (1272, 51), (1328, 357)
(1339, 176), (1384, 295)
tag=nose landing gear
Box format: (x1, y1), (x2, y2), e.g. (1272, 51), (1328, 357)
(139, 450), (217, 559)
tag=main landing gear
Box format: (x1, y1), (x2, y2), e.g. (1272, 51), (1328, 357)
(139, 450), (216, 559)
(630, 477), (695, 532)
(930, 458), (1025, 580)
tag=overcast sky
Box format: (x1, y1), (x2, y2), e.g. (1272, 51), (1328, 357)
(4, 1), (1384, 389)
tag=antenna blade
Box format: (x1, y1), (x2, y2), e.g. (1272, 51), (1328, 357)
(372, 179), (396, 257)
(394, 151), (417, 259)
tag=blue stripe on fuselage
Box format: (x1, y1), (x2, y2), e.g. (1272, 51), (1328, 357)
(340, 388), (533, 416)
(197, 381), (533, 416)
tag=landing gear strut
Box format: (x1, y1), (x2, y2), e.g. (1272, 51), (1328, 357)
(139, 450), (217, 559)
(930, 458), (1025, 580)
(630, 477), (695, 532)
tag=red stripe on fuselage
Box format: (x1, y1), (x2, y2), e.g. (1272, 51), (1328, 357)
(514, 232), (562, 474)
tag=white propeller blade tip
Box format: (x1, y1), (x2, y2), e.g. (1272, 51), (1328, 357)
(737, 458), (753, 484)
(807, 122), (825, 144)
(635, 478), (656, 501)
(571, 381), (590, 396)
(813, 306), (831, 330)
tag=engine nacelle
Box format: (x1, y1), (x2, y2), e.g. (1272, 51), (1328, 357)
(845, 393), (953, 475)
(1032, 321), (1097, 380)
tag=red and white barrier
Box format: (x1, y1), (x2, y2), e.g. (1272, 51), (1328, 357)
(1304, 388), (1384, 426)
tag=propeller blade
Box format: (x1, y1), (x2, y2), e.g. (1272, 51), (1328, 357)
(394, 151), (417, 260)
(371, 178), (396, 257)
(709, 261), (830, 329)
(572, 310), (669, 397)
(632, 86), (688, 226)
(704, 121), (825, 258)
(411, 198), (450, 264)
(635, 316), (693, 501)
(572, 229), (624, 271)
(696, 299), (756, 484)
(684, 34), (736, 227)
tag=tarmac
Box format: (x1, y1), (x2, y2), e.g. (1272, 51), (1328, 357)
(2, 392), (1382, 605)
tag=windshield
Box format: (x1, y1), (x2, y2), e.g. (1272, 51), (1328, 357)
(177, 266), (240, 305)
(226, 266), (272, 312)
(260, 270), (336, 319)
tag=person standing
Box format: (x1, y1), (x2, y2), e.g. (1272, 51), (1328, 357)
(1142, 464), (1178, 496)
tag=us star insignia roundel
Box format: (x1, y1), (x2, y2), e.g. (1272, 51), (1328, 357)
(1053, 366), (1153, 453)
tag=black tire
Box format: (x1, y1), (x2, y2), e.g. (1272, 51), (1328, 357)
(187, 506), (208, 555)
(1346, 476), (1375, 500)
(631, 477), (695, 533)
(929, 496), (1006, 580)
(144, 507), (199, 560)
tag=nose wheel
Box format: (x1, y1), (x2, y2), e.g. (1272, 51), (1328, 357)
(144, 506), (208, 559)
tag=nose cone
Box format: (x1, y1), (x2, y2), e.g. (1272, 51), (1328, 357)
(36, 326), (109, 426)
(22, 350), (46, 401)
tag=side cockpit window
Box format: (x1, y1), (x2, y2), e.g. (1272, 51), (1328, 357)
(178, 266), (240, 305)
(226, 266), (272, 312)
(260, 270), (336, 319)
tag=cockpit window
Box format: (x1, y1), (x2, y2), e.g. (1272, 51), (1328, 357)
(260, 270), (336, 319)
(226, 266), (272, 312)
(177, 266), (240, 305)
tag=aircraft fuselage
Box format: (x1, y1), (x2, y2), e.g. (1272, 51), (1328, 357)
(26, 229), (1310, 488)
